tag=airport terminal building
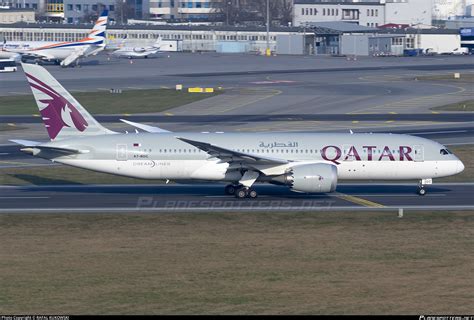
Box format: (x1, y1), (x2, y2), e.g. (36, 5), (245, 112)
(0, 21), (463, 56)
(294, 0), (432, 28)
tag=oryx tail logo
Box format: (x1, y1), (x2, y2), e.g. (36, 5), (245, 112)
(25, 72), (88, 140)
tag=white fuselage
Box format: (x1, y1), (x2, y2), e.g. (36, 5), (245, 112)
(39, 132), (464, 183)
(1, 41), (102, 62)
(56, 158), (463, 182)
(112, 47), (160, 58)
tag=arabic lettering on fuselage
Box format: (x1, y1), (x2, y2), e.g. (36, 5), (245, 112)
(257, 143), (416, 164)
(259, 141), (299, 148)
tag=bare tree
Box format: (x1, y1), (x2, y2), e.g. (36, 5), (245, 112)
(81, 10), (96, 24)
(215, 0), (293, 26)
(212, 0), (245, 25)
(115, 0), (130, 24)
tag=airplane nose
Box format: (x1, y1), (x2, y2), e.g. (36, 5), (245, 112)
(457, 160), (465, 174)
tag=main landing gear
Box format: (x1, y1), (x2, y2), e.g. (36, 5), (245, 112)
(224, 184), (258, 199)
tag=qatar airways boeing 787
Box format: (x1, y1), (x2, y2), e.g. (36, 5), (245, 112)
(11, 63), (464, 198)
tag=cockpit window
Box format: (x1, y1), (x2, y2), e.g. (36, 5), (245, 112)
(440, 149), (450, 155)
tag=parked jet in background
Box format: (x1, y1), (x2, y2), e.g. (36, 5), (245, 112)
(11, 63), (464, 198)
(111, 37), (162, 59)
(0, 10), (108, 67)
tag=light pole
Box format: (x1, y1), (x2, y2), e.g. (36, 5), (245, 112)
(266, 0), (270, 56)
(411, 16), (425, 54)
(121, 0), (125, 25)
(303, 25), (306, 55)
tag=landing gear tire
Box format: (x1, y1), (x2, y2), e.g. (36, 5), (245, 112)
(248, 189), (258, 199)
(235, 187), (248, 199)
(418, 188), (426, 196)
(224, 184), (237, 195)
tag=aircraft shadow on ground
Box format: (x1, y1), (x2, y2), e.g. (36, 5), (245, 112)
(19, 183), (452, 197)
(336, 184), (451, 194)
(11, 174), (84, 186)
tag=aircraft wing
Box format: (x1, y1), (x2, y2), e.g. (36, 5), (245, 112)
(177, 137), (288, 165)
(61, 46), (92, 66)
(84, 44), (105, 57)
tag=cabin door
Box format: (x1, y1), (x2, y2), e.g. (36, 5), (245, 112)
(413, 145), (424, 162)
(116, 144), (128, 161)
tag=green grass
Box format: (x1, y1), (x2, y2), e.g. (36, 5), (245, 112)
(431, 100), (474, 112)
(0, 123), (26, 131)
(1, 145), (472, 186)
(0, 211), (473, 314)
(0, 89), (221, 115)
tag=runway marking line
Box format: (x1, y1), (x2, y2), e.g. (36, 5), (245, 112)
(0, 196), (50, 199)
(336, 193), (385, 208)
(0, 160), (35, 166)
(216, 89), (282, 114)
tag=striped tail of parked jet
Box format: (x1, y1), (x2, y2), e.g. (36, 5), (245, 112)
(1, 10), (108, 67)
(11, 64), (465, 198)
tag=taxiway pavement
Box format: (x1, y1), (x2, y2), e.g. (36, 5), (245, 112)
(0, 183), (472, 212)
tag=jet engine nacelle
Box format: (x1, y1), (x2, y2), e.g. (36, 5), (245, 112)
(285, 163), (338, 193)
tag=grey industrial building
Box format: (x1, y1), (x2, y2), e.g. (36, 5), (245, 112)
(0, 20), (463, 56)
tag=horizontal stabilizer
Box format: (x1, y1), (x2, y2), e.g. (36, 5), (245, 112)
(9, 139), (41, 147)
(120, 119), (170, 133)
(22, 145), (89, 156)
(10, 140), (88, 155)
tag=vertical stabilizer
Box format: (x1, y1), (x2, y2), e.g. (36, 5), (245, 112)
(85, 10), (108, 45)
(152, 37), (162, 49)
(22, 63), (115, 140)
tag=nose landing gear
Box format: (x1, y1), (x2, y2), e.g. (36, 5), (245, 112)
(418, 187), (426, 196)
(417, 179), (432, 196)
